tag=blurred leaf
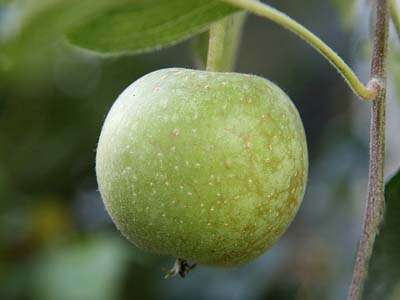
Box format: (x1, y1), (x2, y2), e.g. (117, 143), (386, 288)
(1, 0), (131, 44)
(389, 46), (400, 105)
(0, 0), (126, 71)
(0, 3), (166, 199)
(0, 49), (157, 196)
(363, 170), (400, 300)
(331, 0), (356, 29)
(66, 0), (238, 55)
(32, 235), (131, 300)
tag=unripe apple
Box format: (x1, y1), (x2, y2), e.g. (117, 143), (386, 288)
(96, 68), (308, 267)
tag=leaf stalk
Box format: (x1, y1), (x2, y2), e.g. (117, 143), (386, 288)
(219, 0), (378, 100)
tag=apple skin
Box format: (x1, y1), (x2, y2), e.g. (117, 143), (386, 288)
(96, 68), (308, 266)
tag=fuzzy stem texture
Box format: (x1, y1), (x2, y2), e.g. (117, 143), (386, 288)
(219, 0), (377, 100)
(348, 0), (389, 299)
(207, 12), (246, 72)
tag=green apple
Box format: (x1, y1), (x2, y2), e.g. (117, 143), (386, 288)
(96, 68), (308, 267)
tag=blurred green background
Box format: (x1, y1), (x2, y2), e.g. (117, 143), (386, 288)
(1, 0), (400, 299)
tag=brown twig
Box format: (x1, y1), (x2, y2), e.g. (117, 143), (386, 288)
(348, 0), (389, 299)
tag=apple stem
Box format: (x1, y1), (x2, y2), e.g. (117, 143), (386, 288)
(348, 0), (389, 299)
(206, 12), (246, 72)
(219, 0), (379, 100)
(391, 0), (400, 39)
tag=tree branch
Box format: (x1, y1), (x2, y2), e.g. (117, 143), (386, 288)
(348, 0), (389, 299)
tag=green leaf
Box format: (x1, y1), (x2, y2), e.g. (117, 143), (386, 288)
(66, 0), (238, 56)
(0, 0), (126, 72)
(363, 170), (400, 300)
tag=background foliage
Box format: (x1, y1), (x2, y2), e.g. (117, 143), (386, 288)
(0, 0), (399, 299)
